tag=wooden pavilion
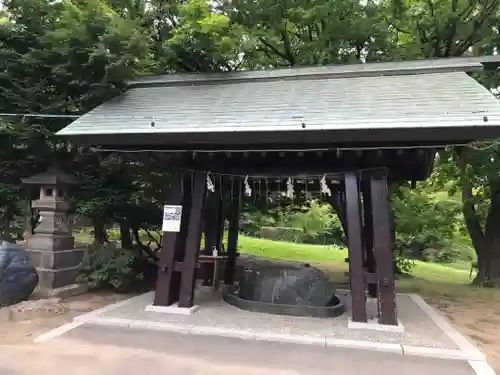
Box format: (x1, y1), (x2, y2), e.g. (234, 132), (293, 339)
(57, 56), (500, 326)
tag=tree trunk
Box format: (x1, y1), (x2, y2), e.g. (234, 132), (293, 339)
(472, 232), (500, 286)
(457, 147), (500, 286)
(119, 222), (133, 249)
(473, 192), (500, 286)
(92, 217), (108, 245)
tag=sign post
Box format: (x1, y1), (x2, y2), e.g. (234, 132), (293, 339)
(162, 205), (182, 232)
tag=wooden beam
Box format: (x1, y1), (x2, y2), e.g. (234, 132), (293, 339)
(203, 190), (219, 253)
(370, 171), (398, 325)
(225, 178), (242, 285)
(362, 182), (378, 299)
(344, 172), (368, 323)
(201, 190), (218, 285)
(167, 174), (194, 303)
(153, 171), (183, 306)
(215, 190), (226, 251)
(189, 150), (432, 181)
(178, 172), (207, 308)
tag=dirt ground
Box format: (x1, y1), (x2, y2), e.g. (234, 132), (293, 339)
(0, 291), (499, 374)
(428, 296), (500, 374)
(0, 292), (130, 345)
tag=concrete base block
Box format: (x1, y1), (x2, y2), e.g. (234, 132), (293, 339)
(36, 266), (81, 290)
(25, 234), (75, 252)
(34, 283), (88, 299)
(26, 246), (86, 291)
(145, 303), (200, 315)
(348, 317), (405, 333)
(26, 247), (85, 269)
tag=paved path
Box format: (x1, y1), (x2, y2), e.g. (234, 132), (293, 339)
(0, 325), (478, 375)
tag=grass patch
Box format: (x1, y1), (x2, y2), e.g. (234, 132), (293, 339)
(238, 236), (346, 263)
(237, 235), (500, 301)
(238, 234), (471, 284)
(75, 229), (500, 301)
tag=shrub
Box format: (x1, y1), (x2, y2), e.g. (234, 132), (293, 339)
(421, 248), (440, 262)
(241, 199), (344, 246)
(77, 243), (156, 293)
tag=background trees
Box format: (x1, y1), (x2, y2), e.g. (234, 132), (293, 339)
(1, 0), (500, 286)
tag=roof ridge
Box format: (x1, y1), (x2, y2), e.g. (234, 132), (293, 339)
(128, 56), (500, 88)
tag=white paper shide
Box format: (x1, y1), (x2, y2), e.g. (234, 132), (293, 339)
(162, 205), (182, 232)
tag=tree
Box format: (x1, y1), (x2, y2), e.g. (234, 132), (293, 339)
(229, 0), (394, 68)
(384, 0), (499, 59)
(2, 0), (500, 288)
(434, 146), (500, 286)
(0, 0), (148, 242)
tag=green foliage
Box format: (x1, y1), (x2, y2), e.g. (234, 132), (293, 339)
(241, 199), (344, 246)
(392, 183), (465, 262)
(1, 0), (499, 284)
(164, 0), (250, 71)
(77, 243), (152, 292)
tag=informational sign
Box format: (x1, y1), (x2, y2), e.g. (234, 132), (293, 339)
(162, 205), (182, 232)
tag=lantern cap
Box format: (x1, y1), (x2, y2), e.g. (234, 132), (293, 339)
(21, 166), (77, 186)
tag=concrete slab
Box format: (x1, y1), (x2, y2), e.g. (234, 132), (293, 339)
(347, 317), (405, 333)
(70, 288), (486, 362)
(408, 294), (485, 358)
(38, 324), (475, 375)
(145, 303), (200, 315)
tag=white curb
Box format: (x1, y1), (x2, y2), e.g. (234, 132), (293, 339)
(408, 294), (485, 360)
(33, 321), (84, 343)
(468, 360), (498, 375)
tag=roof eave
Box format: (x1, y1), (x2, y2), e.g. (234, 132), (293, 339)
(56, 125), (500, 149)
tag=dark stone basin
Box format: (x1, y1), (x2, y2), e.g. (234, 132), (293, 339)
(222, 256), (345, 318)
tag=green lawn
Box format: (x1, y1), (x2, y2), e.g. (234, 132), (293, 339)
(238, 235), (471, 283)
(237, 235), (499, 300)
(76, 228), (499, 300)
(239, 236), (346, 262)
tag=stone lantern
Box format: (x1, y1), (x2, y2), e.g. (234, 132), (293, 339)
(22, 167), (86, 297)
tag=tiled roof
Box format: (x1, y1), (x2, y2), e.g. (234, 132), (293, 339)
(57, 71), (500, 137)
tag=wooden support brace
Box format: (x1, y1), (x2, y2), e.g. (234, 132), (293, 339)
(215, 185), (226, 250)
(153, 171), (184, 306)
(225, 177), (242, 285)
(202, 189), (219, 285)
(344, 172), (368, 323)
(370, 171), (398, 326)
(362, 182), (378, 299)
(178, 172), (207, 308)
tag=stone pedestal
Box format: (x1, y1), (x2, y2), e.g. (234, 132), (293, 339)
(22, 168), (87, 298)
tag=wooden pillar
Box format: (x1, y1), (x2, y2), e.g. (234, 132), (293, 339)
(370, 170), (398, 325)
(203, 192), (218, 254)
(202, 190), (219, 285)
(154, 171), (184, 306)
(362, 182), (377, 299)
(178, 172), (207, 308)
(344, 172), (367, 323)
(169, 174), (194, 303)
(225, 178), (242, 285)
(215, 191), (226, 250)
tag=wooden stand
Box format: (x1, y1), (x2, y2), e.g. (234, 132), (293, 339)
(198, 255), (228, 290)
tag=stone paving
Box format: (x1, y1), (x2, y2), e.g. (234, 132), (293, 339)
(1, 325), (481, 375)
(105, 291), (453, 346)
(72, 287), (486, 362)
